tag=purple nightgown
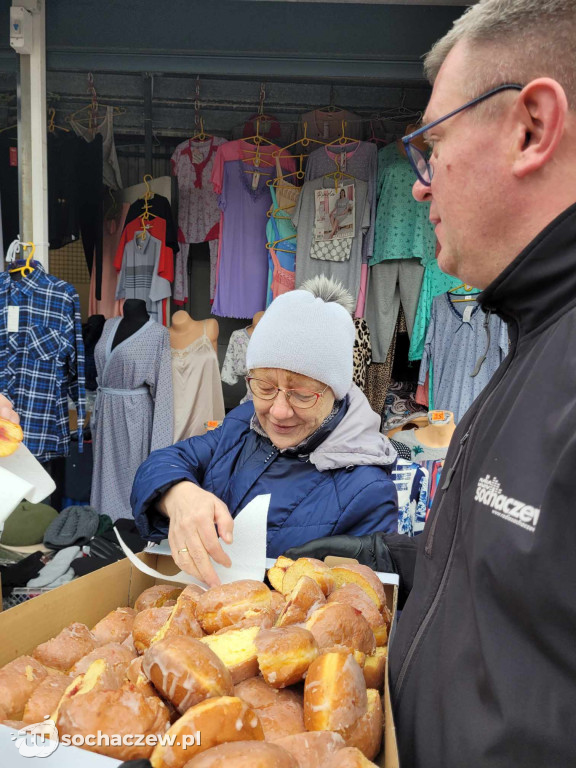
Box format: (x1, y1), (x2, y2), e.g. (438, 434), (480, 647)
(212, 159), (274, 319)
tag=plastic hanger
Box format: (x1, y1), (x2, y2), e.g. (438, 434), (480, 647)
(266, 235), (296, 255)
(9, 242), (36, 278)
(449, 284), (481, 303)
(190, 116), (211, 143)
(137, 174), (157, 241)
(326, 121), (360, 148)
(0, 123), (17, 135)
(273, 123), (327, 158)
(267, 155), (306, 185)
(47, 108), (70, 134)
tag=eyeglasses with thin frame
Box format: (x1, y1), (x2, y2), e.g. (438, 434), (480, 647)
(402, 83), (524, 186)
(245, 376), (329, 409)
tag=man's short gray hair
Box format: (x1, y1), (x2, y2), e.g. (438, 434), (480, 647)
(424, 0), (576, 107)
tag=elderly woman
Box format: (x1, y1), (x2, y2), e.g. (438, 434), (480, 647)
(131, 277), (398, 586)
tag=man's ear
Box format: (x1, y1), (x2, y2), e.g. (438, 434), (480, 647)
(512, 78), (568, 179)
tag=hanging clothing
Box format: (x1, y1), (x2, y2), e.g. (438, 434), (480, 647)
(70, 106), (123, 191)
(76, 133), (104, 297)
(391, 429), (450, 463)
(220, 327), (252, 405)
(115, 231), (172, 324)
(210, 140), (296, 195)
(364, 312), (399, 419)
(212, 160), (276, 318)
(352, 318), (372, 391)
(47, 132), (81, 250)
(305, 142), (377, 261)
(91, 318), (173, 521)
(117, 194), (178, 282)
(0, 132), (19, 253)
(265, 186), (296, 307)
(172, 322), (225, 441)
(371, 142), (436, 267)
(298, 108), (364, 147)
(293, 178), (370, 305)
(0, 262), (85, 462)
(391, 459), (429, 537)
(171, 135), (227, 244)
(408, 259), (463, 362)
(89, 202), (129, 319)
(419, 293), (509, 423)
(366, 258), (425, 362)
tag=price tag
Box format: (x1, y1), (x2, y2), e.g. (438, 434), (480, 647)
(430, 410), (448, 422)
(340, 152), (347, 171)
(7, 306), (19, 333)
(462, 304), (474, 324)
(323, 122), (330, 139)
(251, 172), (261, 190)
(9, 147), (18, 167)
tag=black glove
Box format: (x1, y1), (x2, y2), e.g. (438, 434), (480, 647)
(285, 533), (396, 573)
(117, 761), (152, 768)
(285, 532), (418, 609)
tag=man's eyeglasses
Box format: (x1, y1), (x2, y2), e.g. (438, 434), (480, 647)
(246, 376), (328, 409)
(402, 83), (524, 186)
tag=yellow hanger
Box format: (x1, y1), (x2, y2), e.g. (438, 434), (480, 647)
(266, 234), (296, 255)
(326, 120), (360, 148)
(323, 168), (356, 191)
(0, 123), (17, 135)
(138, 174), (157, 240)
(267, 154), (306, 186)
(272, 123), (327, 157)
(48, 108), (70, 133)
(449, 283), (481, 303)
(9, 242), (36, 277)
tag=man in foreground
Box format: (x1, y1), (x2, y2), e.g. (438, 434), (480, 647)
(287, 1), (576, 765)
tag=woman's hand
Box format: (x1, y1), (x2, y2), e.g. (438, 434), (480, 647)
(159, 481), (234, 588)
(0, 395), (19, 425)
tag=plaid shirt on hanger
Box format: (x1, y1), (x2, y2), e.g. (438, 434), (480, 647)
(0, 261), (85, 462)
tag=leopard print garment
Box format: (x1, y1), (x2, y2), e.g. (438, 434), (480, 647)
(353, 318), (372, 390)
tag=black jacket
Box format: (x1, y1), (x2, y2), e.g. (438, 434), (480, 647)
(389, 203), (576, 768)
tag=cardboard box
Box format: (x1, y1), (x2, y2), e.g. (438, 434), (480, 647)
(0, 553), (400, 767)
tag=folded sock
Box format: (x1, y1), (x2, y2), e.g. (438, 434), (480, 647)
(27, 546), (81, 587)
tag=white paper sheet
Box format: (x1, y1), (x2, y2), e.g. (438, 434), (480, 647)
(0, 444), (56, 524)
(115, 494), (270, 589)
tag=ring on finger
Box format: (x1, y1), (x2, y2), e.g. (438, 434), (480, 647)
(178, 547), (189, 554)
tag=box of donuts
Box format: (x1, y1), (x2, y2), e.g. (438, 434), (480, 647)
(0, 550), (400, 768)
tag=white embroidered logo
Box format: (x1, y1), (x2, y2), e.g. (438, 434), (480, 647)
(475, 475), (541, 533)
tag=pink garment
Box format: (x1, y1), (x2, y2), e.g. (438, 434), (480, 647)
(355, 262), (369, 318)
(270, 247), (295, 299)
(415, 371), (430, 408)
(171, 135), (227, 244)
(210, 140), (296, 194)
(89, 203), (129, 318)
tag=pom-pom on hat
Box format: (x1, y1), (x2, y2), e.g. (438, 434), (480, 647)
(246, 276), (355, 400)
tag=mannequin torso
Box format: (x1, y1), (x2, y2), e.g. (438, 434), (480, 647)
(112, 299), (150, 350)
(170, 311), (219, 354)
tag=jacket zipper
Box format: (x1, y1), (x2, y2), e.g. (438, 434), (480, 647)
(424, 429), (470, 558)
(393, 315), (519, 704)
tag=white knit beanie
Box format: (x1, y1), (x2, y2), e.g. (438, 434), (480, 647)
(246, 276), (355, 400)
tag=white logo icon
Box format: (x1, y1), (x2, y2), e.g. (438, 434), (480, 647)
(11, 718), (59, 758)
(475, 475), (541, 533)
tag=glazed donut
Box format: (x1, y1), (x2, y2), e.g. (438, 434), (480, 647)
(91, 607), (137, 645)
(330, 565), (386, 612)
(150, 695), (264, 768)
(234, 676), (302, 711)
(182, 740), (297, 768)
(22, 675), (71, 724)
(200, 626), (260, 684)
(54, 657), (126, 724)
(152, 588), (205, 645)
(303, 650), (367, 737)
(281, 558), (334, 597)
(305, 603), (376, 655)
(362, 648), (387, 690)
(0, 656), (48, 719)
(195, 580), (272, 634)
(328, 584), (387, 645)
(257, 698), (305, 742)
(134, 585), (184, 612)
(255, 627), (318, 688)
(269, 591), (287, 619)
(266, 556), (294, 593)
(276, 576), (326, 627)
(274, 731), (346, 768)
(133, 606), (174, 654)
(344, 689), (383, 760)
(57, 686), (170, 761)
(319, 645), (366, 669)
(142, 636), (233, 713)
(123, 656), (158, 699)
(69, 642), (136, 677)
(330, 746), (380, 768)
(32, 622), (98, 672)
(214, 607), (276, 632)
